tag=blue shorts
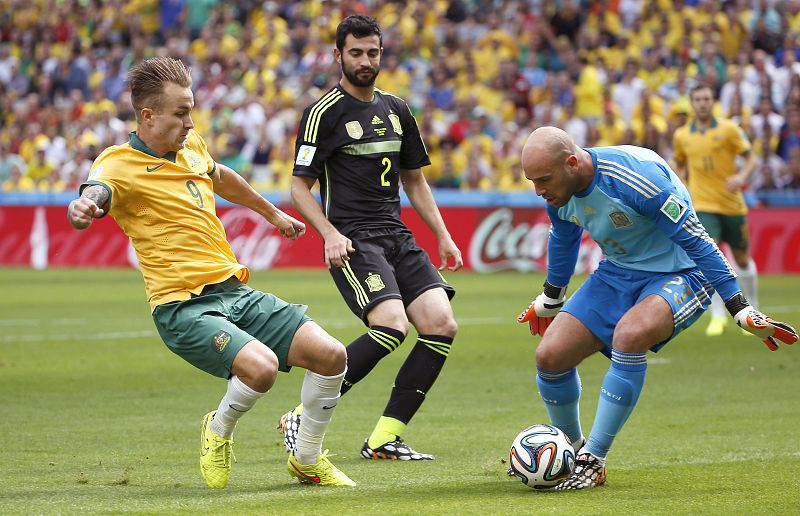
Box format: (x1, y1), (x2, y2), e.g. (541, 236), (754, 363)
(562, 260), (714, 359)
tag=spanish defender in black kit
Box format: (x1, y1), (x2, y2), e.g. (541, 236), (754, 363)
(278, 14), (463, 460)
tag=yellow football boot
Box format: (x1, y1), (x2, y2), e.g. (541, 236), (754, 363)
(287, 450), (356, 486)
(200, 411), (235, 488)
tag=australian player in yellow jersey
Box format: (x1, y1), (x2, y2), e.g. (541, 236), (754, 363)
(67, 57), (356, 488)
(671, 84), (759, 337)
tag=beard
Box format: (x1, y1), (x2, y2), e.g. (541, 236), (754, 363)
(343, 62), (380, 88)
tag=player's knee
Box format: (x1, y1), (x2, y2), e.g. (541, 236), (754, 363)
(414, 311), (458, 337)
(611, 325), (651, 353)
(370, 313), (410, 335)
(317, 339), (347, 376)
(436, 315), (458, 338)
(535, 342), (565, 372)
(243, 356), (279, 392)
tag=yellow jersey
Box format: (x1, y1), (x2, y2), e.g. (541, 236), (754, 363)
(83, 130), (248, 311)
(672, 117), (751, 215)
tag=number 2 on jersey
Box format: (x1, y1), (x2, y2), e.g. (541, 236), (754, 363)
(380, 157), (391, 187)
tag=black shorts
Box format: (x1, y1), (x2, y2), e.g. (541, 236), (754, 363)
(330, 231), (456, 324)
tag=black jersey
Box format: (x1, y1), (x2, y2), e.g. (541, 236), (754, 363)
(292, 85), (431, 237)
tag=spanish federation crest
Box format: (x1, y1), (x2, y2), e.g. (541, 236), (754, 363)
(345, 120), (364, 139)
(365, 272), (385, 292)
(608, 211), (633, 228)
(388, 113), (403, 135)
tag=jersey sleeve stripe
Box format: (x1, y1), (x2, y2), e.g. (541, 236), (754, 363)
(342, 261), (370, 308)
(597, 159), (661, 196)
(304, 90), (344, 143)
(599, 170), (655, 198)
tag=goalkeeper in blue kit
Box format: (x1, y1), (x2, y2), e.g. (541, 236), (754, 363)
(516, 127), (797, 490)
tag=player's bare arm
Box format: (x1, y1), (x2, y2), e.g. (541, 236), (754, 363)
(212, 163), (305, 240)
(726, 150), (757, 192)
(67, 184), (109, 230)
(290, 175), (354, 268)
(400, 168), (463, 271)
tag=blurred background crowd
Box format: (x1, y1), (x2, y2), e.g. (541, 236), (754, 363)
(1, 0), (800, 198)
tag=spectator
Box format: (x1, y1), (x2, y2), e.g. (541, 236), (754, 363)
(0, 144), (26, 184)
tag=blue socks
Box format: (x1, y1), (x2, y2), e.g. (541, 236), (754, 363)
(585, 350), (647, 459)
(536, 368), (583, 445)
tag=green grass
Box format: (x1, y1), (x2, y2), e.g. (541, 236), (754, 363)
(2, 268), (799, 514)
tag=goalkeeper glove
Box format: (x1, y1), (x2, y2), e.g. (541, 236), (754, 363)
(725, 293), (798, 351)
(518, 281), (567, 337)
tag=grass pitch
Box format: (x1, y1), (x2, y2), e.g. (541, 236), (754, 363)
(2, 268), (799, 514)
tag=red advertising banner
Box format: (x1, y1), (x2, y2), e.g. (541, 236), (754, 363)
(1, 205), (798, 273)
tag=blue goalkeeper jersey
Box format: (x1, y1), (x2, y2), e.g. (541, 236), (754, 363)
(545, 145), (740, 301)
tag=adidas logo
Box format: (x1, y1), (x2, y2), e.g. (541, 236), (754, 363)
(371, 115), (384, 125)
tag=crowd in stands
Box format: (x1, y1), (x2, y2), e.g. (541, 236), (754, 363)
(1, 0), (800, 197)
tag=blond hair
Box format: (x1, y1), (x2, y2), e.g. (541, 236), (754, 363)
(127, 57), (192, 121)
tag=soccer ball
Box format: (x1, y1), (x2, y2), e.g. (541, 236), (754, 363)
(508, 424), (575, 489)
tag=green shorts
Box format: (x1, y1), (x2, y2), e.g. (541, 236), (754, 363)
(697, 211), (749, 251)
(152, 276), (311, 379)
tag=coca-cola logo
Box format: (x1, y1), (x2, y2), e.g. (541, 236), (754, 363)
(219, 208), (283, 270)
(468, 208), (602, 274)
(469, 208), (550, 273)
